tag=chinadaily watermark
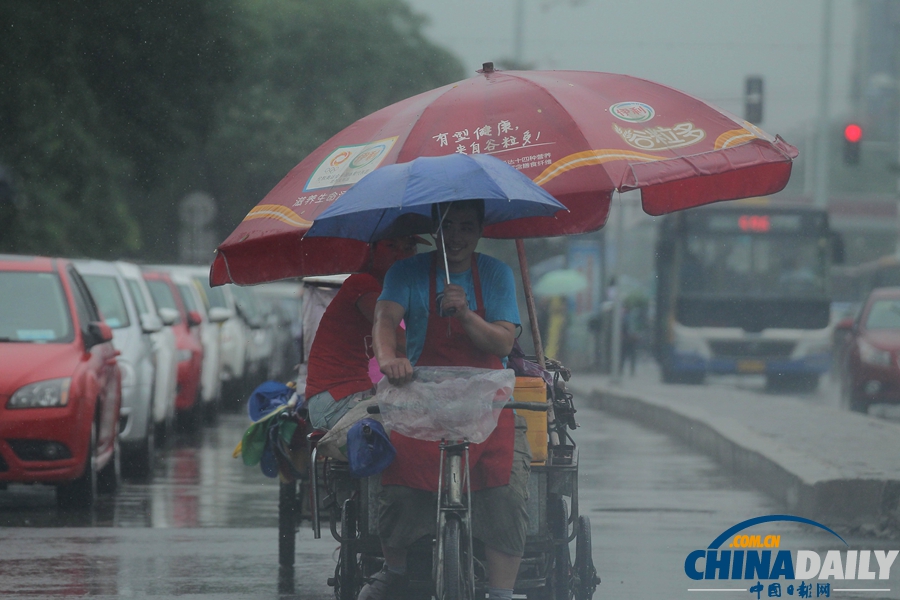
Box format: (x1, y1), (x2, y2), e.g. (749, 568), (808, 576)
(684, 515), (898, 598)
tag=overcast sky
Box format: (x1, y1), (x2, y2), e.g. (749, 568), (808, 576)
(404, 0), (857, 144)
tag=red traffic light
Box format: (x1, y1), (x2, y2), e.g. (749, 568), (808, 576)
(844, 123), (863, 143)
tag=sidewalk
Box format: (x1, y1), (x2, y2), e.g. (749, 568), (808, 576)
(567, 368), (900, 529)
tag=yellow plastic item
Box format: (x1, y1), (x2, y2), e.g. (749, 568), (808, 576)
(514, 376), (548, 464)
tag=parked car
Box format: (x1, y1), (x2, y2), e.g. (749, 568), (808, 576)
(76, 259), (159, 479)
(0, 255), (121, 508)
(208, 282), (251, 409)
(840, 287), (900, 413)
(171, 265), (241, 410)
(142, 269), (204, 430)
(115, 261), (178, 447)
(151, 265), (231, 421)
(254, 281), (304, 382)
(230, 285), (274, 391)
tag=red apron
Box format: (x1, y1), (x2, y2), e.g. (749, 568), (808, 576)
(380, 253), (515, 492)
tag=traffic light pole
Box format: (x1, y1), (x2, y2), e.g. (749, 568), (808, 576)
(813, 0), (833, 210)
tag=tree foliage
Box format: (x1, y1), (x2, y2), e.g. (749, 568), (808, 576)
(0, 0), (464, 260)
(201, 0), (465, 253)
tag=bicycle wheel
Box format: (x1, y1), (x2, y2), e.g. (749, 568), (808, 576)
(278, 480), (297, 567)
(573, 516), (599, 600)
(550, 498), (573, 600)
(336, 499), (359, 600)
(439, 517), (465, 600)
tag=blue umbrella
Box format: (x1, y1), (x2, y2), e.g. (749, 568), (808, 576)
(304, 153), (567, 244)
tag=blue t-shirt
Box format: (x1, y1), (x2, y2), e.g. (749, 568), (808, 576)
(379, 251), (520, 366)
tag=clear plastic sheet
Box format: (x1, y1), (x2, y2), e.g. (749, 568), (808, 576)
(375, 367), (516, 443)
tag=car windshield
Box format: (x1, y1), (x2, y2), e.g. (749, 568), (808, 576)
(865, 299), (900, 330)
(126, 279), (150, 316)
(145, 279), (181, 324)
(177, 284), (199, 313)
(231, 285), (261, 321)
(679, 233), (828, 298)
(195, 277), (228, 310)
(0, 272), (74, 343)
(83, 274), (130, 329)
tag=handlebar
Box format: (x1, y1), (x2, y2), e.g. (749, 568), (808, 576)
(366, 401), (548, 415)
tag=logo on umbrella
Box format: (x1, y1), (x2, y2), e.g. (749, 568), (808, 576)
(330, 151), (352, 167)
(306, 137), (398, 191)
(609, 101), (655, 123)
(614, 122), (706, 151)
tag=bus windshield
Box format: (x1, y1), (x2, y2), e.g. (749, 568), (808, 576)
(679, 233), (828, 299)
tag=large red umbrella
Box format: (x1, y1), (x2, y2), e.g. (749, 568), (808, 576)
(211, 65), (797, 286)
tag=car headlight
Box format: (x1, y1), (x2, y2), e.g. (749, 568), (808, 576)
(7, 378), (72, 409)
(177, 349), (193, 363)
(859, 340), (892, 366)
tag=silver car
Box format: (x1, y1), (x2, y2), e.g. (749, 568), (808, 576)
(75, 259), (159, 479)
(114, 261), (178, 451)
(230, 285), (275, 391)
(178, 271), (252, 409)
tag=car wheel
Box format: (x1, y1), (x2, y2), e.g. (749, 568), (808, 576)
(840, 374), (868, 413)
(57, 422), (98, 509)
(126, 418), (155, 481)
(221, 378), (244, 413)
(203, 395), (220, 426)
(97, 423), (121, 495)
(178, 400), (202, 434)
(847, 388), (869, 414)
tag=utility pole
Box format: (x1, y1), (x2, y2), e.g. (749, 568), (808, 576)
(813, 0), (833, 210)
(896, 84), (900, 254)
(514, 0), (524, 63)
(610, 193), (624, 385)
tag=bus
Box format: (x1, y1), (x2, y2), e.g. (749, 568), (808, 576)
(652, 203), (843, 390)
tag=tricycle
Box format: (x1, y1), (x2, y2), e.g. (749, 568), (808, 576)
(277, 358), (599, 600)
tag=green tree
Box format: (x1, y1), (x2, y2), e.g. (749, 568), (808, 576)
(201, 0), (465, 249)
(0, 1), (238, 257)
(0, 0), (464, 261)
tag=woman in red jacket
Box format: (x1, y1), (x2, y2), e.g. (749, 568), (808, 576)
(304, 235), (420, 430)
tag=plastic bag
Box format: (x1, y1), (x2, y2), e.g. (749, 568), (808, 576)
(375, 367), (515, 444)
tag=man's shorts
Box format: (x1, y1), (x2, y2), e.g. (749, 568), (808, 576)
(307, 388), (374, 430)
(376, 414), (532, 557)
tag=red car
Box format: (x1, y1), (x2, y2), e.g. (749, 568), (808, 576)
(142, 270), (204, 428)
(840, 287), (900, 413)
(0, 255), (121, 508)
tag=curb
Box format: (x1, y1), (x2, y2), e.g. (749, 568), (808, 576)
(576, 383), (900, 528)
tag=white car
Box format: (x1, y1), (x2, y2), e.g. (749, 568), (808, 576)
(254, 282), (304, 382)
(114, 261), (178, 449)
(75, 260), (159, 479)
(230, 285), (274, 391)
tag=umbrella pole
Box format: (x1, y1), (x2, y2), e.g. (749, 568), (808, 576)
(439, 224), (452, 286)
(515, 239), (546, 370)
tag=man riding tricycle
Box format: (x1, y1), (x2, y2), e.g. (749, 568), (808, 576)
(284, 188), (599, 600)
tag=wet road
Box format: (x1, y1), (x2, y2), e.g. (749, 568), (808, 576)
(1, 379), (897, 599)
